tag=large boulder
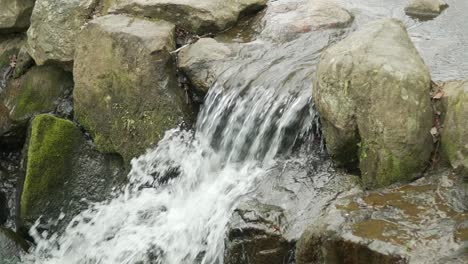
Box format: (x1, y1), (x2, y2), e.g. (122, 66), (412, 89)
(440, 81), (468, 176)
(20, 114), (125, 234)
(0, 0), (35, 33)
(296, 169), (468, 264)
(178, 38), (235, 95)
(26, 0), (99, 68)
(74, 14), (192, 163)
(314, 19), (433, 188)
(0, 227), (28, 263)
(108, 0), (268, 35)
(405, 0), (448, 19)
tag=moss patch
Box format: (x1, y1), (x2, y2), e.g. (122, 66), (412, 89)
(20, 114), (82, 224)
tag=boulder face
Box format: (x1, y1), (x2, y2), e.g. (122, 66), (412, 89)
(108, 0), (268, 34)
(20, 114), (125, 233)
(405, 0), (448, 19)
(178, 38), (234, 95)
(440, 81), (468, 176)
(0, 0), (35, 33)
(314, 19), (433, 188)
(296, 169), (468, 264)
(26, 0), (99, 68)
(74, 14), (192, 163)
(0, 227), (28, 263)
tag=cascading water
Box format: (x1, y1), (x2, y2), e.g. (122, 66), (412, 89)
(22, 25), (339, 263)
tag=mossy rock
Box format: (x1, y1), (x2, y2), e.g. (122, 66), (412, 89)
(314, 19), (433, 189)
(74, 15), (193, 163)
(20, 114), (125, 234)
(0, 34), (25, 77)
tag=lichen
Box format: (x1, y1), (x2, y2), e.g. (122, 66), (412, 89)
(20, 114), (82, 223)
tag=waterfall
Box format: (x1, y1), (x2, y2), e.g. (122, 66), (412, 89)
(24, 32), (331, 264)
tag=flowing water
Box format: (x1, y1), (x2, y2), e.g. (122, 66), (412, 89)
(22, 0), (468, 263)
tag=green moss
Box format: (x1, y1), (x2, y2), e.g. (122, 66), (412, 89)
(20, 114), (82, 223)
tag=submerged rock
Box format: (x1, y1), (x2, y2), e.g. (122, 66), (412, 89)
(0, 0), (35, 33)
(0, 227), (28, 263)
(440, 81), (468, 176)
(314, 19), (433, 188)
(26, 0), (99, 68)
(296, 169), (468, 264)
(178, 38), (235, 95)
(19, 114), (125, 234)
(108, 0), (268, 35)
(74, 14), (192, 163)
(405, 0), (448, 19)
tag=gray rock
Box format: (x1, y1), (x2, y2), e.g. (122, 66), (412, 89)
(178, 38), (235, 95)
(405, 0), (448, 19)
(26, 0), (99, 68)
(0, 227), (28, 263)
(440, 81), (468, 177)
(108, 0), (268, 34)
(0, 34), (25, 90)
(314, 19), (433, 188)
(296, 169), (468, 264)
(0, 0), (35, 33)
(13, 46), (34, 78)
(74, 14), (192, 163)
(19, 114), (126, 234)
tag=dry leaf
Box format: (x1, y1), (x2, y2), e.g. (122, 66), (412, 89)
(432, 90), (444, 99)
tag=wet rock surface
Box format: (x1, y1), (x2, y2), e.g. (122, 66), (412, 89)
(74, 14), (192, 163)
(19, 114), (126, 235)
(296, 169), (468, 264)
(0, 0), (35, 33)
(314, 18), (433, 188)
(108, 0), (268, 35)
(0, 227), (28, 263)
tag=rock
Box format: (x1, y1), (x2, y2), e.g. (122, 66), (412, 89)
(26, 0), (99, 68)
(0, 34), (25, 89)
(178, 38), (235, 95)
(296, 169), (468, 264)
(74, 14), (192, 163)
(0, 227), (28, 263)
(0, 0), (35, 33)
(0, 65), (73, 140)
(405, 0), (448, 19)
(12, 46), (34, 78)
(19, 114), (125, 234)
(108, 0), (268, 35)
(314, 19), (433, 188)
(224, 199), (293, 264)
(260, 0), (353, 42)
(440, 81), (468, 176)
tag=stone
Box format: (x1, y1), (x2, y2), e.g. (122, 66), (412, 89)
(13, 46), (34, 78)
(296, 169), (468, 264)
(440, 81), (468, 176)
(178, 38), (235, 95)
(19, 114), (125, 234)
(0, 0), (35, 33)
(260, 0), (353, 42)
(0, 65), (73, 139)
(74, 14), (192, 163)
(26, 0), (99, 68)
(405, 0), (448, 19)
(314, 19), (433, 188)
(0, 34), (25, 89)
(0, 227), (28, 263)
(108, 0), (268, 35)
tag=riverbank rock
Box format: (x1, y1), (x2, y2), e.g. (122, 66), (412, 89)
(26, 0), (99, 68)
(440, 81), (468, 176)
(314, 19), (433, 188)
(19, 114), (125, 234)
(0, 227), (28, 263)
(178, 38), (235, 95)
(74, 14), (192, 163)
(405, 0), (448, 19)
(0, 0), (35, 33)
(296, 169), (468, 264)
(108, 0), (268, 35)
(260, 0), (353, 42)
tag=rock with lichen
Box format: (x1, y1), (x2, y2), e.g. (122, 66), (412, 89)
(19, 114), (125, 234)
(0, 0), (35, 33)
(74, 14), (193, 163)
(314, 18), (433, 189)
